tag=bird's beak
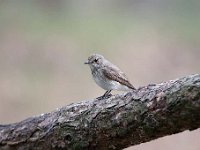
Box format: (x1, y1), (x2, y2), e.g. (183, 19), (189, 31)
(84, 60), (89, 64)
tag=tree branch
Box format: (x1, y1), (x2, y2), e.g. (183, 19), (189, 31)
(0, 74), (200, 150)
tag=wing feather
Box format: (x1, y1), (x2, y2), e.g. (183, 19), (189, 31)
(102, 66), (135, 90)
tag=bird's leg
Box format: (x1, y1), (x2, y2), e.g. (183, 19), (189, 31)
(103, 90), (112, 97)
(97, 90), (112, 100)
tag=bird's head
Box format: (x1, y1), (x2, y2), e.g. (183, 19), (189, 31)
(84, 54), (104, 69)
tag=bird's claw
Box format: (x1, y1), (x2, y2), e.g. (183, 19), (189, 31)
(96, 93), (112, 100)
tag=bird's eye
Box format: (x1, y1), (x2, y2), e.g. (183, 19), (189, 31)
(94, 59), (98, 63)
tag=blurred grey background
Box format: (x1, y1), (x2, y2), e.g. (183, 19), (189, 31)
(0, 0), (199, 149)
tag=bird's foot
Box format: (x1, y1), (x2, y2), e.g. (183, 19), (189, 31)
(96, 93), (112, 100)
(96, 90), (112, 100)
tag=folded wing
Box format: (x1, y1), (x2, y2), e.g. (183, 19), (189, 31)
(102, 66), (135, 90)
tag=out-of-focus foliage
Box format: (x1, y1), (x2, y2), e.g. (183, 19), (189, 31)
(0, 1), (199, 149)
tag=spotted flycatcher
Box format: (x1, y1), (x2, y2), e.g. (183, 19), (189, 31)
(85, 54), (135, 99)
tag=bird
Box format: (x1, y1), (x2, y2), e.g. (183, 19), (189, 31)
(84, 53), (135, 99)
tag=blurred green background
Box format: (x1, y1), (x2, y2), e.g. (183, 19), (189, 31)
(0, 0), (199, 150)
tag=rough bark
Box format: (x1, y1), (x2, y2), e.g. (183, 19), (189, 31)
(0, 74), (200, 150)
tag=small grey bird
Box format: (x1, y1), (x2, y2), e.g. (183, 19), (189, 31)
(85, 54), (135, 99)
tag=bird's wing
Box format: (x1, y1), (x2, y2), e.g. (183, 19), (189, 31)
(102, 65), (135, 90)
